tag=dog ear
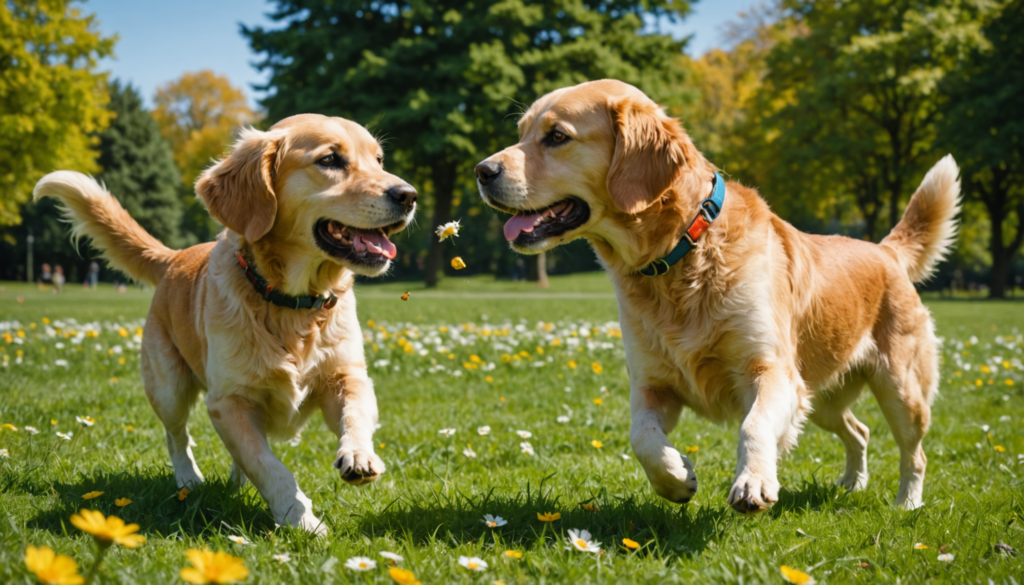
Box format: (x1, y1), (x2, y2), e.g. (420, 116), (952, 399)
(606, 98), (688, 215)
(195, 128), (280, 242)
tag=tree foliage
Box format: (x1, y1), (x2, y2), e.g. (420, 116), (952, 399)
(0, 0), (114, 227)
(244, 0), (693, 286)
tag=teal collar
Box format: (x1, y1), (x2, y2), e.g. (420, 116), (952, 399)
(639, 171), (725, 277)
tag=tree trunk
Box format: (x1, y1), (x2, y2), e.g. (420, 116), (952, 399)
(536, 252), (549, 288)
(423, 162), (457, 288)
(990, 209), (1007, 299)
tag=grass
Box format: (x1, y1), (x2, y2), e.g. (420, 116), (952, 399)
(1, 274), (1022, 584)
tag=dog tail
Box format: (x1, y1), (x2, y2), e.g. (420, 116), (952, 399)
(33, 171), (177, 286)
(880, 155), (961, 283)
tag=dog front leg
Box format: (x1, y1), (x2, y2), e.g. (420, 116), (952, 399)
(206, 393), (325, 535)
(630, 386), (698, 503)
(321, 370), (385, 486)
(729, 360), (807, 515)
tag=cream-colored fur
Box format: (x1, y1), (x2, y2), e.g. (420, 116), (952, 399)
(476, 80), (958, 514)
(35, 114), (417, 534)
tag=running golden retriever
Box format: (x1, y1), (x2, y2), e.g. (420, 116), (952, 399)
(35, 114), (417, 533)
(475, 79), (959, 514)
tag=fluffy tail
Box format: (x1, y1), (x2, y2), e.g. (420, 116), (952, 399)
(880, 155), (961, 283)
(33, 171), (176, 286)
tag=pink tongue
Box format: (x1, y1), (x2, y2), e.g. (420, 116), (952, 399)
(353, 231), (397, 259)
(503, 212), (542, 241)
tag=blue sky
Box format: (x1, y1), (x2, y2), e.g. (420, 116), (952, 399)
(87, 0), (758, 108)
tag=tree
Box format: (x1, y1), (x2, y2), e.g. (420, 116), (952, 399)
(939, 0), (1023, 297)
(755, 0), (995, 236)
(0, 0), (114, 227)
(244, 0), (693, 287)
(152, 70), (256, 244)
(96, 81), (185, 248)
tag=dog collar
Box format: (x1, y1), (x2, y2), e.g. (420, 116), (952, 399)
(236, 252), (338, 310)
(638, 171), (725, 277)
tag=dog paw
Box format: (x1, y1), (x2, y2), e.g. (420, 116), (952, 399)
(333, 449), (385, 486)
(175, 470), (205, 490)
(647, 452), (699, 504)
(728, 472), (779, 516)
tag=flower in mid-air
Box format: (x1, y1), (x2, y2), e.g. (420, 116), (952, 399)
(537, 512), (561, 522)
(451, 257), (467, 270)
(179, 549), (249, 584)
(115, 498), (131, 507)
(483, 514), (507, 528)
(82, 491), (103, 500)
(70, 509), (145, 548)
(388, 566), (422, 585)
(780, 565), (815, 584)
(458, 556), (488, 571)
(24, 545), (83, 585)
(344, 557), (377, 571)
(438, 428), (456, 437)
(435, 220), (461, 241)
(379, 551), (403, 565)
(566, 529), (601, 553)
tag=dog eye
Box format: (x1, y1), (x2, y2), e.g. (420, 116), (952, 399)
(316, 153), (347, 169)
(544, 130), (570, 146)
(376, 154), (384, 166)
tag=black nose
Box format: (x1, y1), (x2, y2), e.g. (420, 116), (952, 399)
(475, 161), (503, 186)
(385, 184), (418, 211)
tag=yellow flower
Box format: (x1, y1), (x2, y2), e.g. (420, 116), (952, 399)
(24, 545), (84, 585)
(179, 549), (249, 584)
(115, 498), (131, 507)
(780, 565), (814, 584)
(485, 376), (494, 383)
(580, 503), (599, 512)
(2, 423), (17, 431)
(593, 398), (603, 405)
(622, 538), (640, 550)
(179, 487), (191, 501)
(591, 362), (603, 374)
(1007, 379), (1015, 386)
(567, 360), (577, 369)
(388, 566), (422, 585)
(591, 440), (603, 449)
(685, 445), (700, 453)
(914, 543), (928, 549)
(995, 445), (1006, 452)
(124, 425), (135, 432)
(435, 220), (461, 241)
(82, 491), (103, 500)
(70, 509), (146, 548)
(118, 328), (128, 338)
(51, 419), (58, 426)
(504, 550), (523, 559)
(451, 257), (467, 270)
(537, 512), (561, 522)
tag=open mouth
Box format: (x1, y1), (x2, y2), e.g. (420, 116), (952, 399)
(314, 219), (402, 267)
(500, 197), (590, 245)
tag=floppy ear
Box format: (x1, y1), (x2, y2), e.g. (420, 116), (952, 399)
(195, 128), (280, 242)
(606, 98), (688, 215)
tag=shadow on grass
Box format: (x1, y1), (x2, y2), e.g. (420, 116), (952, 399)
(769, 475), (849, 517)
(350, 485), (732, 558)
(17, 469), (277, 538)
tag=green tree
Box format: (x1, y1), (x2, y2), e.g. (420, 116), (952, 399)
(96, 81), (185, 248)
(939, 0), (1023, 298)
(244, 0), (693, 286)
(0, 0), (114, 227)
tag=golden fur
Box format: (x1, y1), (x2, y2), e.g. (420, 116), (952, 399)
(476, 79), (960, 514)
(34, 114), (417, 534)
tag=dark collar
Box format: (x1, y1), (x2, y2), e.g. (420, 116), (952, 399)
(638, 171), (726, 277)
(236, 252), (338, 310)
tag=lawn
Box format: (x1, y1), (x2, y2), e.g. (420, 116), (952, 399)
(1, 275), (1022, 584)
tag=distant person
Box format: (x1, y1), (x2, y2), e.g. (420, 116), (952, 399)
(88, 261), (100, 289)
(40, 263), (52, 286)
(53, 265), (65, 293)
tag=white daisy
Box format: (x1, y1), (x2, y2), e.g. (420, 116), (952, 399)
(344, 556), (377, 571)
(463, 447), (476, 458)
(76, 416), (95, 427)
(516, 430), (532, 439)
(477, 426), (491, 436)
(937, 553), (954, 562)
(620, 453), (631, 460)
(56, 431), (73, 441)
(24, 426), (39, 435)
(0, 448), (8, 458)
(438, 428), (456, 437)
(482, 514), (507, 528)
(227, 535), (250, 545)
(378, 551), (403, 564)
(435, 220), (462, 241)
(520, 441), (534, 455)
(458, 556), (487, 571)
(556, 415), (570, 424)
(272, 553), (291, 563)
(566, 528), (602, 553)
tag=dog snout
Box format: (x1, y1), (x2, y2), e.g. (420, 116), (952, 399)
(475, 161), (503, 186)
(385, 184), (418, 212)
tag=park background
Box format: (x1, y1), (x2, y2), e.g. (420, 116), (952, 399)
(0, 0), (1022, 296)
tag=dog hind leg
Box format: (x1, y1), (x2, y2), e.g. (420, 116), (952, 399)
(809, 376), (870, 492)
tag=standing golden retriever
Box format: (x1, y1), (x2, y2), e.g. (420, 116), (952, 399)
(35, 114), (416, 533)
(475, 80), (958, 514)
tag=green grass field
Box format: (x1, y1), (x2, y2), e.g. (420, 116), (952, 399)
(1, 275), (1022, 584)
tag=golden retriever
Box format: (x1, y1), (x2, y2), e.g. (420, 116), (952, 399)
(475, 79), (959, 514)
(35, 114), (417, 533)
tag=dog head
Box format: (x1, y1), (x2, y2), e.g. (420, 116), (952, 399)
(475, 80), (712, 266)
(196, 114), (416, 282)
